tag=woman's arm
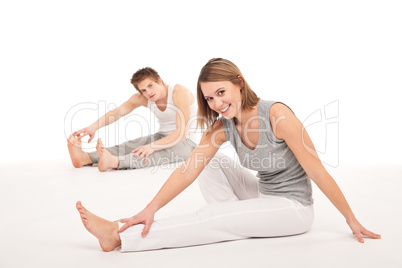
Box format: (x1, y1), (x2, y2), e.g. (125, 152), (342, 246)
(118, 119), (226, 237)
(73, 93), (147, 142)
(132, 85), (194, 162)
(270, 103), (381, 243)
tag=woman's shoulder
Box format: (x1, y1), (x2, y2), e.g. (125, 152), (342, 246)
(256, 99), (293, 117)
(268, 102), (294, 120)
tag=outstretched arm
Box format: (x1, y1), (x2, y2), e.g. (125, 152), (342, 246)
(73, 93), (147, 142)
(270, 103), (381, 243)
(118, 120), (226, 237)
(132, 85), (195, 162)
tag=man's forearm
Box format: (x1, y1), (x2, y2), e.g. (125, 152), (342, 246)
(151, 129), (187, 150)
(90, 109), (122, 130)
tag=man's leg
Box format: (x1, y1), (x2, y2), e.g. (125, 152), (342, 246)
(87, 134), (156, 165)
(119, 137), (196, 170)
(88, 134), (160, 171)
(67, 134), (93, 168)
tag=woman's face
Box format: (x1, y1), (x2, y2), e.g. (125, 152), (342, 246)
(200, 80), (242, 119)
(137, 77), (165, 102)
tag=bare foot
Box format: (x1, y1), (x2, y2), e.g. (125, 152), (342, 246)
(96, 139), (119, 172)
(67, 134), (93, 168)
(76, 201), (121, 252)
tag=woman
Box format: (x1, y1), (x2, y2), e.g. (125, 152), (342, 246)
(76, 58), (380, 252)
(67, 67), (197, 171)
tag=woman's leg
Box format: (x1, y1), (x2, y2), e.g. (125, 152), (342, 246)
(76, 201), (121, 252)
(77, 197), (313, 252)
(117, 153), (312, 252)
(197, 152), (259, 203)
(118, 196), (313, 252)
(76, 152), (313, 252)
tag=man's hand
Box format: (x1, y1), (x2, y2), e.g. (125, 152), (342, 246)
(73, 125), (97, 143)
(131, 144), (156, 164)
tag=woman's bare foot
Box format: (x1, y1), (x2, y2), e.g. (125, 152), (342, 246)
(67, 134), (93, 168)
(96, 139), (119, 172)
(76, 201), (121, 252)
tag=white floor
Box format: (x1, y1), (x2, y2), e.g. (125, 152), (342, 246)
(0, 156), (401, 268)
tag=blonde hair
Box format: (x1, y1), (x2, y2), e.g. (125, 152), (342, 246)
(196, 58), (260, 132)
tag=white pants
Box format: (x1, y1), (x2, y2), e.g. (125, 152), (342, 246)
(118, 153), (314, 252)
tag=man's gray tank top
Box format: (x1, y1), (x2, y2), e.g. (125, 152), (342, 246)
(222, 100), (313, 206)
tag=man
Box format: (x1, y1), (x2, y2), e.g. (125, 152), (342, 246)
(67, 67), (197, 171)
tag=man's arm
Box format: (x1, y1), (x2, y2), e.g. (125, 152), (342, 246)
(73, 93), (147, 142)
(151, 84), (194, 148)
(131, 85), (195, 163)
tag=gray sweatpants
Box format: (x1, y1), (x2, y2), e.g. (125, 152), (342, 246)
(88, 132), (196, 169)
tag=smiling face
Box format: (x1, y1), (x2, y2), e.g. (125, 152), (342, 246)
(137, 77), (165, 102)
(196, 58), (260, 131)
(200, 80), (243, 119)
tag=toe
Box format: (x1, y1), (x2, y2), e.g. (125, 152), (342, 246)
(76, 201), (88, 214)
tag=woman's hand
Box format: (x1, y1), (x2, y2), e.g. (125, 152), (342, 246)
(73, 125), (97, 143)
(117, 207), (155, 238)
(131, 144), (156, 164)
(346, 217), (381, 243)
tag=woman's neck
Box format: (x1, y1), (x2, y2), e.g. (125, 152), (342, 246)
(234, 105), (258, 127)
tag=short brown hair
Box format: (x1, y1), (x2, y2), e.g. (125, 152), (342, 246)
(130, 67), (161, 92)
(196, 58), (260, 131)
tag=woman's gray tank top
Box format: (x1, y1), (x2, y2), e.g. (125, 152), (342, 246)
(222, 100), (313, 206)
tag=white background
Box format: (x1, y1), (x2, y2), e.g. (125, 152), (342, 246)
(0, 2), (401, 267)
(1, 0), (401, 166)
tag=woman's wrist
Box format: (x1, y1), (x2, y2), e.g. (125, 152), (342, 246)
(145, 202), (159, 214)
(344, 212), (357, 224)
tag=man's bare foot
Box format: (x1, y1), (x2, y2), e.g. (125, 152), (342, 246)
(76, 201), (121, 252)
(96, 139), (119, 172)
(67, 134), (93, 168)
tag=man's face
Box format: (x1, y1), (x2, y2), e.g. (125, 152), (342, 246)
(137, 77), (164, 101)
